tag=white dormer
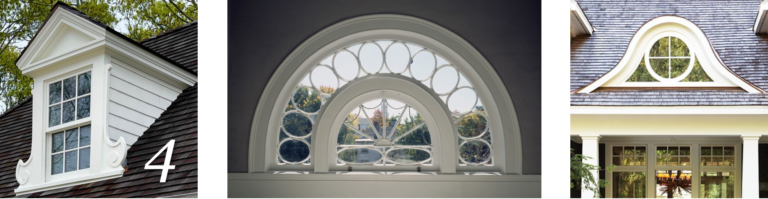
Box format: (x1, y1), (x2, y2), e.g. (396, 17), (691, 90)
(14, 4), (196, 195)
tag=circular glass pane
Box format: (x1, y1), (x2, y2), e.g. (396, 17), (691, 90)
(410, 51), (436, 80)
(333, 50), (359, 80)
(447, 88), (477, 114)
(359, 43), (384, 73)
(282, 113), (312, 137)
(292, 87), (321, 113)
(459, 140), (491, 164)
(385, 43), (410, 73)
(457, 113), (488, 138)
(279, 139), (310, 162)
(310, 66), (338, 93)
(431, 66), (459, 94)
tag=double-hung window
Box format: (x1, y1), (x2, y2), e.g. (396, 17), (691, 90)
(47, 71), (91, 175)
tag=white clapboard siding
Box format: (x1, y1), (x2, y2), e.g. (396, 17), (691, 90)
(107, 62), (182, 147)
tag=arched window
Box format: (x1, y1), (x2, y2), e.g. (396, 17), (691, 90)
(277, 40), (492, 171)
(249, 14), (522, 175)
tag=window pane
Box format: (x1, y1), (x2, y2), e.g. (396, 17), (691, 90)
(650, 37), (670, 57)
(613, 157), (622, 166)
(282, 113), (312, 137)
(459, 140), (491, 164)
(613, 172), (646, 198)
(78, 72), (90, 96)
(681, 58), (714, 82)
(51, 154), (63, 174)
(79, 147), (90, 169)
(278, 139), (310, 163)
(702, 157), (711, 166)
(657, 156), (667, 166)
(669, 147), (679, 155)
(670, 58), (689, 79)
(723, 147), (734, 156)
(613, 146), (623, 155)
(669, 157), (679, 166)
(77, 96), (90, 119)
(681, 157), (691, 166)
(713, 147), (723, 155)
(80, 125), (91, 146)
(656, 170), (693, 198)
(713, 157), (723, 166)
(636, 147), (646, 165)
(724, 157), (734, 166)
(650, 59), (670, 78)
(65, 128), (78, 150)
(62, 101), (75, 123)
(65, 150), (77, 172)
(670, 37), (690, 57)
(49, 105), (61, 127)
(49, 81), (61, 104)
(701, 147), (712, 155)
(680, 147), (690, 155)
(52, 132), (64, 153)
(700, 172), (734, 198)
(338, 148), (382, 164)
(63, 76), (76, 100)
(627, 56), (659, 82)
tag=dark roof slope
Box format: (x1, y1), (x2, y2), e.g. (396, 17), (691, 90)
(18, 85), (198, 198)
(140, 22), (198, 73)
(571, 0), (768, 106)
(18, 2), (197, 75)
(0, 99), (33, 198)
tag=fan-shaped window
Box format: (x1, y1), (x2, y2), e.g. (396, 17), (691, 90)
(277, 40), (492, 168)
(337, 99), (432, 166)
(627, 36), (712, 82)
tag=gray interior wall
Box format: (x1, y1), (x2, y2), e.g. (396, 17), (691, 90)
(228, 0), (542, 174)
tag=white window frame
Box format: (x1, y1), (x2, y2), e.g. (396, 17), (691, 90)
(605, 142), (742, 198)
(46, 125), (91, 182)
(43, 67), (93, 182)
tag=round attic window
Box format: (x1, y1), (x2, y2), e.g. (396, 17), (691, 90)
(646, 36), (693, 80)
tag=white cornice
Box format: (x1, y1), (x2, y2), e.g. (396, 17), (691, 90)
(571, 106), (768, 115)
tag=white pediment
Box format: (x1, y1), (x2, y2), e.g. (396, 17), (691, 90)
(30, 23), (97, 63)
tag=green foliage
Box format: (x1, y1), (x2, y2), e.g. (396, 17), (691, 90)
(0, 48), (32, 111)
(571, 148), (612, 198)
(614, 172), (646, 198)
(681, 58), (713, 82)
(116, 0), (197, 41)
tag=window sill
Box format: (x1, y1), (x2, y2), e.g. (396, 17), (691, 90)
(15, 169), (122, 195)
(229, 171), (540, 182)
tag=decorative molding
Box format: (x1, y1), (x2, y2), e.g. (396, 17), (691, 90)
(570, 0), (593, 38)
(577, 16), (762, 93)
(249, 14), (522, 175)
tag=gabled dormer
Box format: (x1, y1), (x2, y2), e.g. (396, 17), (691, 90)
(13, 3), (196, 195)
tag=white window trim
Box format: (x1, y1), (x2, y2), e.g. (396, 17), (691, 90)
(605, 142), (742, 198)
(577, 16), (762, 93)
(249, 14), (522, 175)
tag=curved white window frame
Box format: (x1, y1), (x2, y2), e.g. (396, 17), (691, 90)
(250, 14), (522, 174)
(578, 16), (762, 93)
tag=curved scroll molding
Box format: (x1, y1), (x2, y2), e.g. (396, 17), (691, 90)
(103, 64), (127, 168)
(250, 14), (522, 174)
(576, 16), (763, 93)
(15, 156), (32, 185)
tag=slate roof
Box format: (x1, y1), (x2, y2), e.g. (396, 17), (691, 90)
(0, 2), (198, 198)
(140, 22), (199, 73)
(571, 0), (768, 106)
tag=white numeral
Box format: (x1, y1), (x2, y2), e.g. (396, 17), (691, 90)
(145, 139), (176, 183)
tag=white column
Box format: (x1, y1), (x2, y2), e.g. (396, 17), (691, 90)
(581, 135), (600, 199)
(742, 134), (761, 198)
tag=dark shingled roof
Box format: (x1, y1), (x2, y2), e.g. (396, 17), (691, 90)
(571, 0), (768, 106)
(0, 85), (197, 198)
(140, 22), (198, 73)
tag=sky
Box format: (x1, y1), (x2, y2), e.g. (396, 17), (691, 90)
(297, 41), (482, 122)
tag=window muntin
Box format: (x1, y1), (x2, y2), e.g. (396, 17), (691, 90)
(627, 36), (713, 83)
(612, 146), (646, 166)
(657, 146), (691, 166)
(50, 125), (91, 175)
(277, 40), (492, 167)
(336, 98), (432, 166)
(700, 146), (735, 166)
(48, 71), (91, 127)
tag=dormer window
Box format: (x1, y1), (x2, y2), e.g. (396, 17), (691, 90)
(48, 71), (90, 127)
(627, 36), (712, 83)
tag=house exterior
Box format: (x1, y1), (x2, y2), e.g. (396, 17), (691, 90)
(0, 3), (197, 197)
(571, 0), (768, 198)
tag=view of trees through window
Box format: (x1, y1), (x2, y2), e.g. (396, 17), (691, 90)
(627, 36), (713, 82)
(276, 40), (494, 167)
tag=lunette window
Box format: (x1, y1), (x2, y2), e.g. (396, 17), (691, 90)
(51, 125), (91, 174)
(48, 71), (91, 127)
(278, 40), (492, 167)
